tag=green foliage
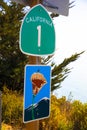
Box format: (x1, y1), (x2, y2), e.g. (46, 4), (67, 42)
(0, 0), (28, 90)
(42, 52), (84, 92)
(71, 100), (87, 130)
(2, 85), (23, 126)
(2, 87), (87, 129)
(51, 51), (84, 92)
(40, 95), (87, 130)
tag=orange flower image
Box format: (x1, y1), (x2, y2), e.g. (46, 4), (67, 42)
(31, 72), (47, 95)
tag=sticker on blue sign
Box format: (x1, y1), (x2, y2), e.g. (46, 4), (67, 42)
(23, 65), (51, 123)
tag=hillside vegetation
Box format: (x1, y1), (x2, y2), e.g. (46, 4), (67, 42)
(2, 86), (87, 130)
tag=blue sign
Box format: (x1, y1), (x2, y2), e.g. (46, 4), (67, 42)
(23, 65), (51, 123)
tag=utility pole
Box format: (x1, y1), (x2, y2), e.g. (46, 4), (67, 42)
(25, 1), (40, 130)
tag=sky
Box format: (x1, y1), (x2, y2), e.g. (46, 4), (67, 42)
(53, 0), (87, 102)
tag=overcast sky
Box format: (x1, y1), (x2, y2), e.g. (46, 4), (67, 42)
(53, 0), (87, 102)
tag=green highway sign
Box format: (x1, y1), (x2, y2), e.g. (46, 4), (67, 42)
(20, 4), (55, 56)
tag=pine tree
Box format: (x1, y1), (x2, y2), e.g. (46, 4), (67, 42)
(41, 51), (84, 92)
(0, 0), (28, 90)
(51, 52), (84, 91)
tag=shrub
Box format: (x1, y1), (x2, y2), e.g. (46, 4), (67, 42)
(2, 85), (23, 126)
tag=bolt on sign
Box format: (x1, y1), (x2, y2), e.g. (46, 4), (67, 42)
(23, 65), (51, 123)
(20, 4), (55, 56)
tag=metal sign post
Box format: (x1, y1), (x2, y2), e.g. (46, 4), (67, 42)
(25, 0), (41, 130)
(25, 57), (41, 130)
(25, 1), (41, 130)
(25, 1), (40, 129)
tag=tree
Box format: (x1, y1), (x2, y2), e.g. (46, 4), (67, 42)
(39, 95), (73, 130)
(0, 0), (28, 90)
(71, 100), (87, 130)
(2, 85), (23, 127)
(42, 51), (84, 92)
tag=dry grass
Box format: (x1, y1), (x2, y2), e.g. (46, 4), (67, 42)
(2, 123), (12, 130)
(2, 123), (26, 130)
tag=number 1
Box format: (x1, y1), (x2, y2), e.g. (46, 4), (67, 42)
(37, 25), (41, 47)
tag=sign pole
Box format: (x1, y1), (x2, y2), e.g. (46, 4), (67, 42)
(25, 1), (40, 130)
(25, 58), (41, 130)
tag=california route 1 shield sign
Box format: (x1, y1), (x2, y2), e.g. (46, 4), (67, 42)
(23, 65), (51, 123)
(20, 4), (55, 56)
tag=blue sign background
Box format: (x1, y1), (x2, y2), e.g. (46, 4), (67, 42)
(24, 65), (51, 109)
(24, 65), (51, 122)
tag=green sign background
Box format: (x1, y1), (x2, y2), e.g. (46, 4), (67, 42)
(20, 4), (55, 55)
